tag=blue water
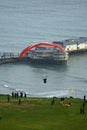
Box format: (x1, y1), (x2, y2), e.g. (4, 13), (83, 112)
(0, 0), (87, 98)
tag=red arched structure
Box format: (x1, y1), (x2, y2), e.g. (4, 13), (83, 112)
(19, 42), (64, 58)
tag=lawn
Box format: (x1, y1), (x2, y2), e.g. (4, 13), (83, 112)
(0, 95), (87, 130)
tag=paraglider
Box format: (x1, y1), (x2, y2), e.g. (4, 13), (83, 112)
(42, 76), (47, 83)
(19, 42), (64, 58)
(43, 77), (47, 83)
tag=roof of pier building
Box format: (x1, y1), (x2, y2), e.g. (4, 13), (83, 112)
(53, 37), (87, 48)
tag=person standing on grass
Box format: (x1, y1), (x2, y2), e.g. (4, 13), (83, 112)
(7, 95), (10, 102)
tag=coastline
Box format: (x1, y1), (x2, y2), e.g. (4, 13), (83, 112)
(0, 94), (87, 130)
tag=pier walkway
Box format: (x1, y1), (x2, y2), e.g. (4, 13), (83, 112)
(0, 53), (20, 64)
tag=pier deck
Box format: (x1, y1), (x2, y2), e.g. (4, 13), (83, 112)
(0, 53), (24, 64)
(0, 37), (87, 65)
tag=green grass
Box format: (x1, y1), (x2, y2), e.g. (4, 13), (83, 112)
(0, 95), (87, 130)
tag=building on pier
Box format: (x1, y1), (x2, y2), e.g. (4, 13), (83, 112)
(53, 37), (87, 54)
(20, 42), (68, 65)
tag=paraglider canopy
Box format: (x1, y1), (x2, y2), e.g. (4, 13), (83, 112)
(19, 42), (64, 58)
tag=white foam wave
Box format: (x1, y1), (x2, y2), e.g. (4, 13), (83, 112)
(27, 90), (72, 98)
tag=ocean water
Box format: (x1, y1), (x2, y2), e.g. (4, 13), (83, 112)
(0, 0), (87, 98)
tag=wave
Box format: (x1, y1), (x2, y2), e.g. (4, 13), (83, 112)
(1, 83), (87, 99)
(0, 83), (73, 97)
(27, 89), (73, 98)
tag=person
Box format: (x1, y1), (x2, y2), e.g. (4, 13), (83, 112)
(82, 102), (85, 114)
(24, 93), (27, 98)
(84, 95), (86, 102)
(7, 95), (10, 102)
(20, 92), (23, 98)
(60, 97), (64, 104)
(51, 97), (55, 105)
(12, 91), (14, 98)
(16, 92), (19, 98)
(15, 92), (17, 98)
(80, 102), (85, 114)
(68, 102), (71, 106)
(18, 98), (21, 105)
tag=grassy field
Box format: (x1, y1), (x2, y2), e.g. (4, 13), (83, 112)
(0, 95), (87, 130)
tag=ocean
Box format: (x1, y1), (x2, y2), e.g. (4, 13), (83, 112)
(0, 0), (87, 98)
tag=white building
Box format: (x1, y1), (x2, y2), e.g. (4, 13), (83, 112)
(53, 37), (87, 54)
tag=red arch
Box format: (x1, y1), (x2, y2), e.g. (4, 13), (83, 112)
(19, 42), (64, 58)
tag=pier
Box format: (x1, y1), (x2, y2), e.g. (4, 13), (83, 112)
(0, 53), (29, 65)
(0, 49), (87, 65)
(0, 52), (41, 65)
(0, 37), (87, 65)
(0, 52), (67, 65)
(0, 53), (19, 64)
